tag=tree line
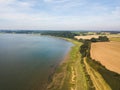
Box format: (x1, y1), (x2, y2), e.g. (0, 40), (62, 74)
(41, 31), (78, 38)
(78, 36), (109, 42)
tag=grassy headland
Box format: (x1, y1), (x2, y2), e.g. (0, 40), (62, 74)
(47, 39), (88, 90)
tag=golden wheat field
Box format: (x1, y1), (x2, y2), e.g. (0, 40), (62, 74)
(75, 35), (99, 40)
(75, 34), (120, 40)
(91, 42), (120, 74)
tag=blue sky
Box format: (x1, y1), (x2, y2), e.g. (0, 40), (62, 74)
(0, 0), (120, 30)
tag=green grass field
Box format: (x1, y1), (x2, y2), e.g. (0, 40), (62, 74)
(109, 37), (120, 42)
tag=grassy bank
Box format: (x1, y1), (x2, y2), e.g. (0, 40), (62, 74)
(86, 58), (120, 90)
(47, 39), (88, 90)
(84, 58), (111, 90)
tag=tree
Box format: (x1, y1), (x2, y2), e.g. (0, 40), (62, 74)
(90, 38), (97, 42)
(98, 36), (109, 42)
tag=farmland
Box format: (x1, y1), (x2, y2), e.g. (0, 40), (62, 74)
(80, 38), (120, 90)
(109, 37), (120, 42)
(75, 35), (99, 40)
(91, 42), (120, 74)
(74, 34), (120, 40)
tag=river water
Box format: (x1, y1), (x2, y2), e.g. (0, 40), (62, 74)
(0, 34), (73, 90)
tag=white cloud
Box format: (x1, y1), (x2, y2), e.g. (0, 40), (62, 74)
(44, 0), (69, 3)
(44, 0), (53, 2)
(53, 1), (84, 10)
(0, 0), (15, 4)
(0, 0), (120, 30)
(112, 6), (120, 16)
(0, 0), (35, 13)
(0, 12), (120, 30)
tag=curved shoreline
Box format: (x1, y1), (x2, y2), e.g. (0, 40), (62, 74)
(47, 38), (88, 90)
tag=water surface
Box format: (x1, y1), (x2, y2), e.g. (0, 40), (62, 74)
(0, 34), (73, 90)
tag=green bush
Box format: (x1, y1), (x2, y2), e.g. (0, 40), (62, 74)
(98, 36), (109, 42)
(90, 38), (97, 42)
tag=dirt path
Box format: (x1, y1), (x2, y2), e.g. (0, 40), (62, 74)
(71, 66), (77, 90)
(84, 58), (111, 90)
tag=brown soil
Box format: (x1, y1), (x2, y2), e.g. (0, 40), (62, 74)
(91, 42), (120, 74)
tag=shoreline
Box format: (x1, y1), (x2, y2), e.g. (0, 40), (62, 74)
(47, 38), (88, 90)
(47, 51), (70, 82)
(47, 39), (72, 89)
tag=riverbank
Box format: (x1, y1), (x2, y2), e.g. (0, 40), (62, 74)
(47, 38), (88, 90)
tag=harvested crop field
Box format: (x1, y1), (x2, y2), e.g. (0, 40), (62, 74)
(75, 34), (120, 40)
(91, 42), (120, 74)
(75, 35), (99, 40)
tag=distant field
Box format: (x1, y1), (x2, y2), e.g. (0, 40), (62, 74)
(109, 37), (120, 42)
(91, 42), (120, 74)
(75, 34), (120, 40)
(75, 35), (99, 39)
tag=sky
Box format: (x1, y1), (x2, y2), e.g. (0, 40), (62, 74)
(0, 0), (120, 30)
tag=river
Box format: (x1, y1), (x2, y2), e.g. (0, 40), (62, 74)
(0, 34), (73, 90)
